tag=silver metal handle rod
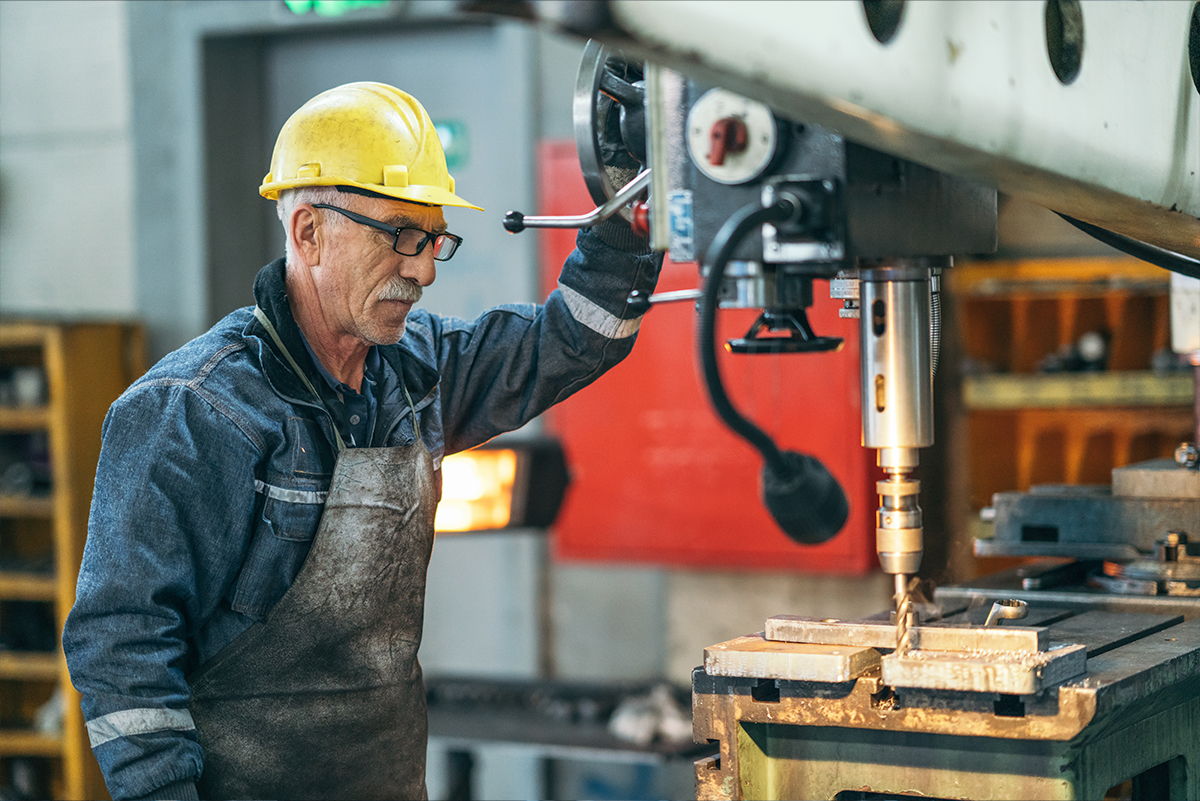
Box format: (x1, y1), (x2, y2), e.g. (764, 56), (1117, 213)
(648, 288), (702, 304)
(504, 169), (651, 232)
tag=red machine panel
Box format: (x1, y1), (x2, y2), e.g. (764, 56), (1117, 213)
(538, 140), (877, 573)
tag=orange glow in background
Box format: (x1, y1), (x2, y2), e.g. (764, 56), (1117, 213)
(434, 449), (518, 532)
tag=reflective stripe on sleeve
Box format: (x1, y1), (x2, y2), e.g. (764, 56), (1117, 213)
(87, 707), (197, 748)
(254, 479), (327, 505)
(558, 283), (643, 340)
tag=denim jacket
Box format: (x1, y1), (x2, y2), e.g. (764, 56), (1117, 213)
(63, 224), (661, 800)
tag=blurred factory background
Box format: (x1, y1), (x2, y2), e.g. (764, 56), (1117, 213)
(1, 2), (1195, 800)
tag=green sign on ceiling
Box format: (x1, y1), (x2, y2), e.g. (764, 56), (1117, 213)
(283, 0), (390, 17)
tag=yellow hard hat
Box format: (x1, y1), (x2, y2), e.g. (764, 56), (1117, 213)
(260, 81), (482, 211)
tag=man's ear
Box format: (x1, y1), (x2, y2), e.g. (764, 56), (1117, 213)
(290, 205), (321, 265)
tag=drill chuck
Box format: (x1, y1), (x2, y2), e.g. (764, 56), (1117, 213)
(875, 475), (923, 576)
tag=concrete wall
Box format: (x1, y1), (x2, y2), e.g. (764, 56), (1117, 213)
(0, 0), (136, 317)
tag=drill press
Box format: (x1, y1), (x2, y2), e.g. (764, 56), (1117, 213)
(495, 34), (1200, 798)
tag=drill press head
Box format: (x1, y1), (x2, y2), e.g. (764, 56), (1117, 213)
(650, 71), (995, 554)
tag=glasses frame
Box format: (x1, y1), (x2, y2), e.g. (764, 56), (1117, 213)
(311, 203), (463, 261)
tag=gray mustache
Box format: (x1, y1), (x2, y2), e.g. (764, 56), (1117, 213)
(378, 277), (422, 303)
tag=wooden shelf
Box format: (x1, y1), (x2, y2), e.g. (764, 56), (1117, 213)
(0, 571), (57, 601)
(0, 323), (51, 349)
(949, 257), (1170, 297)
(963, 371), (1194, 410)
(0, 321), (144, 799)
(0, 493), (56, 519)
(944, 258), (1194, 584)
(0, 651), (60, 681)
(0, 729), (64, 757)
(0, 405), (51, 431)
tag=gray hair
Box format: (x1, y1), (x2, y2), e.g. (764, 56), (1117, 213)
(277, 186), (349, 265)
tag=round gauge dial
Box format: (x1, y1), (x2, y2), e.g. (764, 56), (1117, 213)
(686, 88), (779, 185)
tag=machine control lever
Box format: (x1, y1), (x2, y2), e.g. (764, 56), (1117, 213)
(626, 288), (703, 314)
(504, 169), (650, 233)
(708, 117), (749, 166)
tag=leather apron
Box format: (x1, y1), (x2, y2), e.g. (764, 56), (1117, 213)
(188, 309), (436, 800)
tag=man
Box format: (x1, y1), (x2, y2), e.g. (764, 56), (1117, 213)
(64, 82), (661, 800)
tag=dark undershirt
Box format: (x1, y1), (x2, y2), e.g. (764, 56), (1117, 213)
(296, 330), (380, 448)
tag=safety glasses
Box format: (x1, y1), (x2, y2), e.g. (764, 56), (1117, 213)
(312, 203), (463, 261)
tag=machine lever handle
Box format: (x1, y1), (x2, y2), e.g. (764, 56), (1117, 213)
(504, 169), (651, 233)
(626, 288), (703, 314)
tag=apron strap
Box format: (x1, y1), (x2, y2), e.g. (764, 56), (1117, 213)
(400, 381), (421, 442)
(254, 306), (347, 453)
(254, 305), (424, 451)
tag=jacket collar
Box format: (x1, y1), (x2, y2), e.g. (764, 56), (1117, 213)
(246, 259), (439, 425)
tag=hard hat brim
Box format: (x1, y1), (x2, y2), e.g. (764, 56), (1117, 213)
(260, 176), (484, 212)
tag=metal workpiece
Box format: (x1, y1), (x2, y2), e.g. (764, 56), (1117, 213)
(704, 634), (880, 683)
(693, 613), (1200, 801)
(764, 615), (1050, 653)
(882, 642), (1087, 696)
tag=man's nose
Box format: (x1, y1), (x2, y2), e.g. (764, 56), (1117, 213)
(401, 251), (436, 287)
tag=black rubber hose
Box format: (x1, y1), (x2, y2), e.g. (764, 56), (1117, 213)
(1054, 212), (1200, 280)
(698, 201), (794, 476)
(698, 199), (849, 545)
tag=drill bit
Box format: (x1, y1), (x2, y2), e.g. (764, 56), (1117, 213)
(894, 573), (914, 653)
